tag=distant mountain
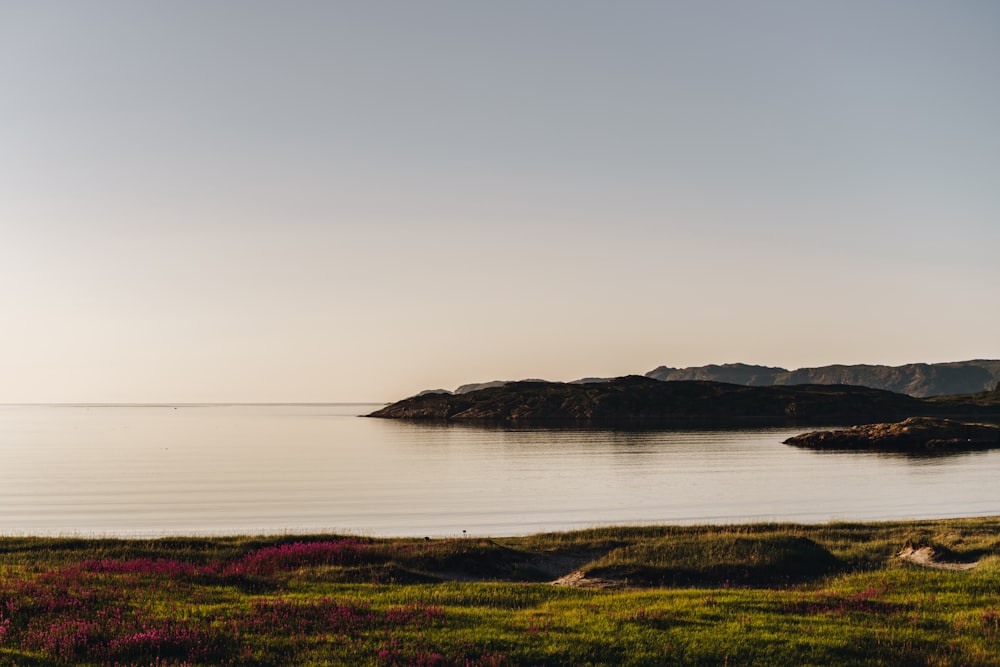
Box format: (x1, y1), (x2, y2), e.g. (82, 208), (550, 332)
(645, 360), (1000, 398)
(416, 360), (1000, 403)
(369, 376), (1000, 425)
(645, 363), (787, 386)
(454, 380), (547, 395)
(453, 377), (603, 395)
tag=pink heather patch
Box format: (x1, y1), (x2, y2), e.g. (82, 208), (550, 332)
(223, 539), (376, 577)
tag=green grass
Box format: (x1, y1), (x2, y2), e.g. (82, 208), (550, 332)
(1, 518), (999, 665)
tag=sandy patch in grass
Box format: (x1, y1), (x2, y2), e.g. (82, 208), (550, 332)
(897, 545), (979, 571)
(550, 570), (624, 589)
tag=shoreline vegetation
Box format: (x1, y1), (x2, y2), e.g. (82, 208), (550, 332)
(3, 517), (1000, 665)
(368, 376), (1000, 427)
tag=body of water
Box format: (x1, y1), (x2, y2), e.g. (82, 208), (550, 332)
(1, 404), (997, 537)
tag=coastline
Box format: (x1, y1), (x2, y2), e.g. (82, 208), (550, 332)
(3, 515), (998, 581)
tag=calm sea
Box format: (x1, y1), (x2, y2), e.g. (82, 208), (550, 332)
(1, 404), (997, 537)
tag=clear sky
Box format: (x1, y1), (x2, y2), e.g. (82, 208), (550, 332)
(2, 1), (998, 403)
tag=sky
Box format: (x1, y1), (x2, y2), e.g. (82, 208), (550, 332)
(1, 1), (998, 403)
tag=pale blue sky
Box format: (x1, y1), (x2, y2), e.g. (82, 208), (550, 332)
(2, 1), (998, 402)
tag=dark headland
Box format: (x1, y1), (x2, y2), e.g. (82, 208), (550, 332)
(367, 375), (1000, 427)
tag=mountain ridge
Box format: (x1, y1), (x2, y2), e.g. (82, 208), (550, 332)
(434, 360), (999, 399)
(645, 360), (1000, 397)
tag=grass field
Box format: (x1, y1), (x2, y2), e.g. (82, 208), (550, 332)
(1, 518), (998, 665)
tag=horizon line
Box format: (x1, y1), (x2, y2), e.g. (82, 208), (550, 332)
(0, 402), (389, 407)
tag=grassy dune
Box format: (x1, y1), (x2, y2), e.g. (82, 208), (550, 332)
(1, 518), (999, 665)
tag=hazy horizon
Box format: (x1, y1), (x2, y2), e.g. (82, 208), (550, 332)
(3, 2), (998, 403)
(1, 357), (996, 405)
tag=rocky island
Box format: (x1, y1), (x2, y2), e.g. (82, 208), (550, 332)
(367, 376), (1000, 426)
(783, 417), (1000, 453)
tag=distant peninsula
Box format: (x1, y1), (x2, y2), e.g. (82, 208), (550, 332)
(429, 359), (1000, 399)
(368, 376), (1000, 426)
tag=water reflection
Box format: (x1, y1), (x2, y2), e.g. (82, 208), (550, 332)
(799, 447), (996, 462)
(0, 405), (997, 537)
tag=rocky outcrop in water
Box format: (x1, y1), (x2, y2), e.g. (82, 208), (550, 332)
(783, 417), (1000, 452)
